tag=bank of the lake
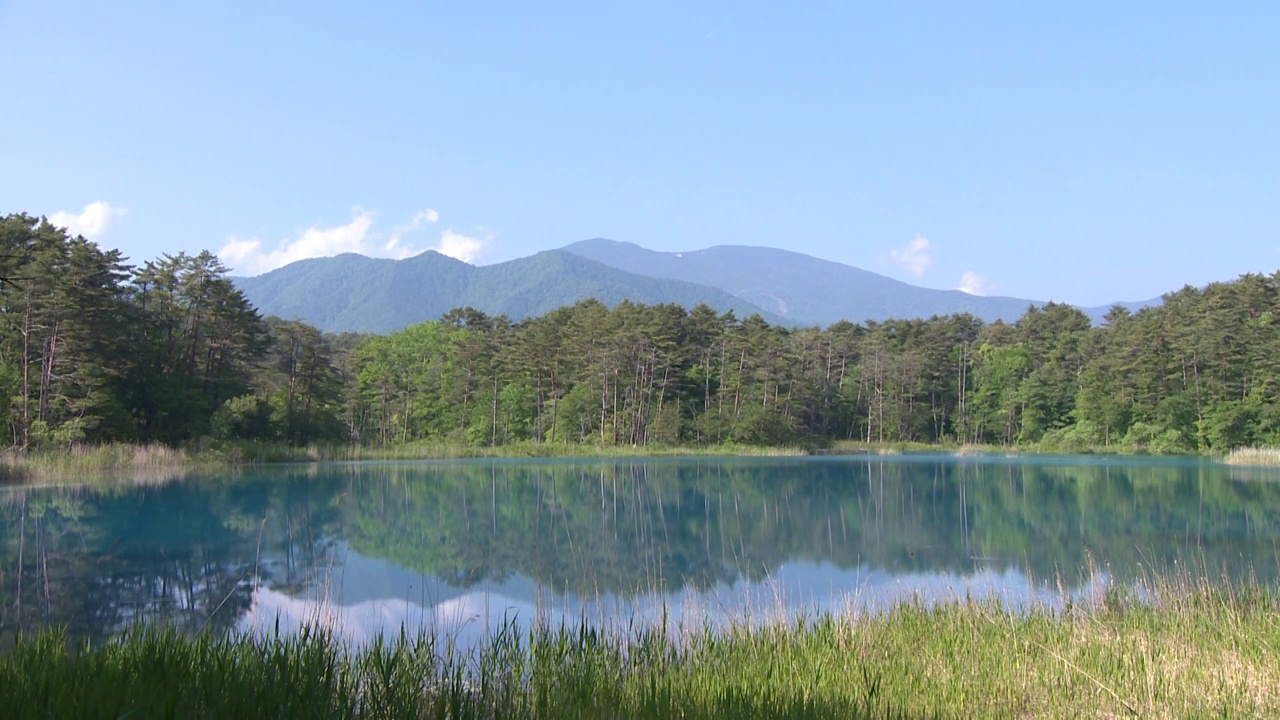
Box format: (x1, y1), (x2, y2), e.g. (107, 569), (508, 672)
(6, 438), (1280, 485)
(0, 441), (818, 484)
(6, 217), (1280, 495)
(7, 581), (1280, 719)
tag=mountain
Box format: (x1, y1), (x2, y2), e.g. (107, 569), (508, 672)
(233, 249), (783, 333)
(234, 239), (1163, 334)
(563, 239), (1160, 326)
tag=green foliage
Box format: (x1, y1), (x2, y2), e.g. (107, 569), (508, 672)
(127, 251), (269, 443)
(1120, 421), (1191, 453)
(0, 214), (276, 451)
(6, 208), (1280, 455)
(0, 214), (133, 448)
(1038, 421), (1102, 453)
(210, 395), (274, 441)
(334, 272), (1280, 454)
(260, 318), (346, 444)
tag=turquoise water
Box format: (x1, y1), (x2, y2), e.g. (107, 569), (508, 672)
(4, 454), (1280, 646)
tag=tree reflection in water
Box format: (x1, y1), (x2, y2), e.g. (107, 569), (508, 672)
(4, 455), (1280, 645)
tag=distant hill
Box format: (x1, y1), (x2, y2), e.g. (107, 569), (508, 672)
(233, 249), (782, 333)
(233, 239), (1163, 334)
(563, 239), (1160, 326)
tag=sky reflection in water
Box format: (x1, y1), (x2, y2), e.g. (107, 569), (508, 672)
(4, 454), (1279, 646)
(241, 543), (1117, 650)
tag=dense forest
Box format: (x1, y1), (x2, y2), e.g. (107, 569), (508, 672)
(3, 212), (1279, 453)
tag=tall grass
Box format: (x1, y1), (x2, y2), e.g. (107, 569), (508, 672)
(6, 577), (1280, 718)
(1224, 447), (1280, 466)
(0, 443), (196, 485)
(827, 438), (1206, 458)
(0, 440), (814, 485)
(5, 438), (1276, 487)
(826, 439), (1025, 456)
(202, 439), (812, 464)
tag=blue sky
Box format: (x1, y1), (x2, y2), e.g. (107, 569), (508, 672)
(3, 1), (1277, 306)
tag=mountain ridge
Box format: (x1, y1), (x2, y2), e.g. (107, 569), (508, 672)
(561, 238), (1159, 325)
(232, 239), (1163, 334)
(233, 248), (784, 333)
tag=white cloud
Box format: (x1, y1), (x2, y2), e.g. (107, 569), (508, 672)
(218, 208), (494, 275)
(386, 209), (440, 255)
(219, 209), (377, 275)
(888, 235), (933, 276)
(47, 201), (126, 239)
(432, 229), (490, 264)
(957, 271), (994, 296)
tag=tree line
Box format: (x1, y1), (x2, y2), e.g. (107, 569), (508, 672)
(3, 212), (1279, 453)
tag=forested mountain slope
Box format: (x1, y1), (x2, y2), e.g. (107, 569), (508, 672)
(233, 249), (782, 333)
(562, 238), (1158, 325)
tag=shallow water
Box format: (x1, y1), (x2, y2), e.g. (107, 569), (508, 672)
(4, 454), (1280, 646)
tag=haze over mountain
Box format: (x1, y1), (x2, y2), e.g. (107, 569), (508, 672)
(563, 239), (1157, 327)
(233, 249), (781, 334)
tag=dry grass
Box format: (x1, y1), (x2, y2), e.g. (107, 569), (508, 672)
(1223, 447), (1280, 466)
(0, 440), (818, 485)
(209, 440), (813, 463)
(0, 443), (197, 486)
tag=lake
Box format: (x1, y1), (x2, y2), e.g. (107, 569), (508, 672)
(4, 454), (1280, 648)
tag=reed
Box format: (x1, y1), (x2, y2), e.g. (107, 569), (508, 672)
(0, 441), (817, 485)
(5, 577), (1280, 718)
(0, 443), (198, 485)
(4, 438), (1275, 487)
(203, 440), (813, 463)
(1224, 446), (1280, 466)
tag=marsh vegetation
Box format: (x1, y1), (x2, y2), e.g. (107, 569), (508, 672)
(7, 576), (1280, 719)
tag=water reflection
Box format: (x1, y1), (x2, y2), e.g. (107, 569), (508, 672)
(4, 455), (1280, 645)
(239, 544), (1117, 650)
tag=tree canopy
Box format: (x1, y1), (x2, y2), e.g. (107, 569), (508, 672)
(4, 210), (1280, 453)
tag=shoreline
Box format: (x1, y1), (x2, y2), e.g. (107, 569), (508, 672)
(2, 440), (1278, 485)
